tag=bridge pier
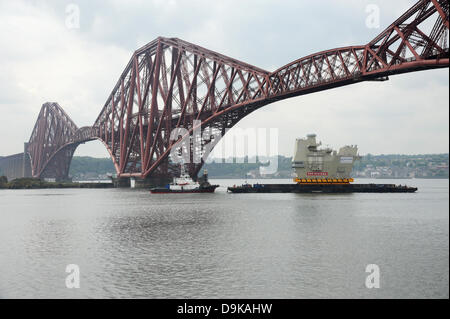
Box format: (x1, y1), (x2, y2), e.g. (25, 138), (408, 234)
(112, 177), (131, 188)
(131, 176), (172, 189)
(38, 143), (78, 182)
(112, 176), (172, 189)
(22, 143), (32, 178)
(0, 143), (32, 181)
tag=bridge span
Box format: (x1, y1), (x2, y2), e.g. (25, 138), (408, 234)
(1, 0), (448, 185)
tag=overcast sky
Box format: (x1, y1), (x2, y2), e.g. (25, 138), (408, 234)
(0, 0), (448, 158)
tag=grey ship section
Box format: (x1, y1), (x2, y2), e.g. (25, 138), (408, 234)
(292, 134), (359, 181)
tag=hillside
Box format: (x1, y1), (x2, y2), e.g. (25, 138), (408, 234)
(67, 154), (449, 180)
(69, 156), (115, 180)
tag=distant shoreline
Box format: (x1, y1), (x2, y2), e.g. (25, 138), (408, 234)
(61, 154), (449, 181)
(1, 177), (447, 190)
(0, 178), (114, 190)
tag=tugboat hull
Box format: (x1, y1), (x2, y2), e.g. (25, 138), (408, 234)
(150, 185), (219, 194)
(150, 167), (219, 194)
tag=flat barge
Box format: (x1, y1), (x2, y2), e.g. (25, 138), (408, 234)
(227, 183), (417, 193)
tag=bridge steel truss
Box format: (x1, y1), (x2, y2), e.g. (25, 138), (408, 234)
(25, 0), (449, 181)
(27, 102), (96, 180)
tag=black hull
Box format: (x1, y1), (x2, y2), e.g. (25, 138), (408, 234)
(150, 185), (219, 194)
(227, 183), (418, 193)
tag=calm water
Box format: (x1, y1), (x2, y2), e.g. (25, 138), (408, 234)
(0, 178), (448, 299)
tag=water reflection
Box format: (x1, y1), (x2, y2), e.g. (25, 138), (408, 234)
(0, 179), (448, 298)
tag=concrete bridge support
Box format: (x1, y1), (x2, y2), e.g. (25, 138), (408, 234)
(0, 143), (32, 181)
(112, 176), (171, 188)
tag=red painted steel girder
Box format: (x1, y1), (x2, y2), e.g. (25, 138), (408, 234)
(27, 103), (97, 180)
(93, 37), (271, 179)
(269, 0), (449, 99)
(27, 0), (449, 181)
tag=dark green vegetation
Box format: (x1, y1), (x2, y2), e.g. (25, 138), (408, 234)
(1, 154), (447, 189)
(69, 156), (115, 180)
(0, 177), (113, 189)
(72, 153), (449, 179)
(353, 153), (449, 178)
(203, 154), (448, 178)
(14, 153), (448, 182)
(0, 175), (8, 188)
(203, 156), (293, 178)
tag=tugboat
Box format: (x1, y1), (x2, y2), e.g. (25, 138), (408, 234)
(228, 134), (418, 194)
(150, 166), (219, 194)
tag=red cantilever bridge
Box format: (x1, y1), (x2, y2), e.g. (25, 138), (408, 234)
(0, 0), (448, 184)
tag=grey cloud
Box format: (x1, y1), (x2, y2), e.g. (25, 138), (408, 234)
(0, 0), (447, 158)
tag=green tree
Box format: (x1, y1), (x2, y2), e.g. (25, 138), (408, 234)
(0, 176), (8, 188)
